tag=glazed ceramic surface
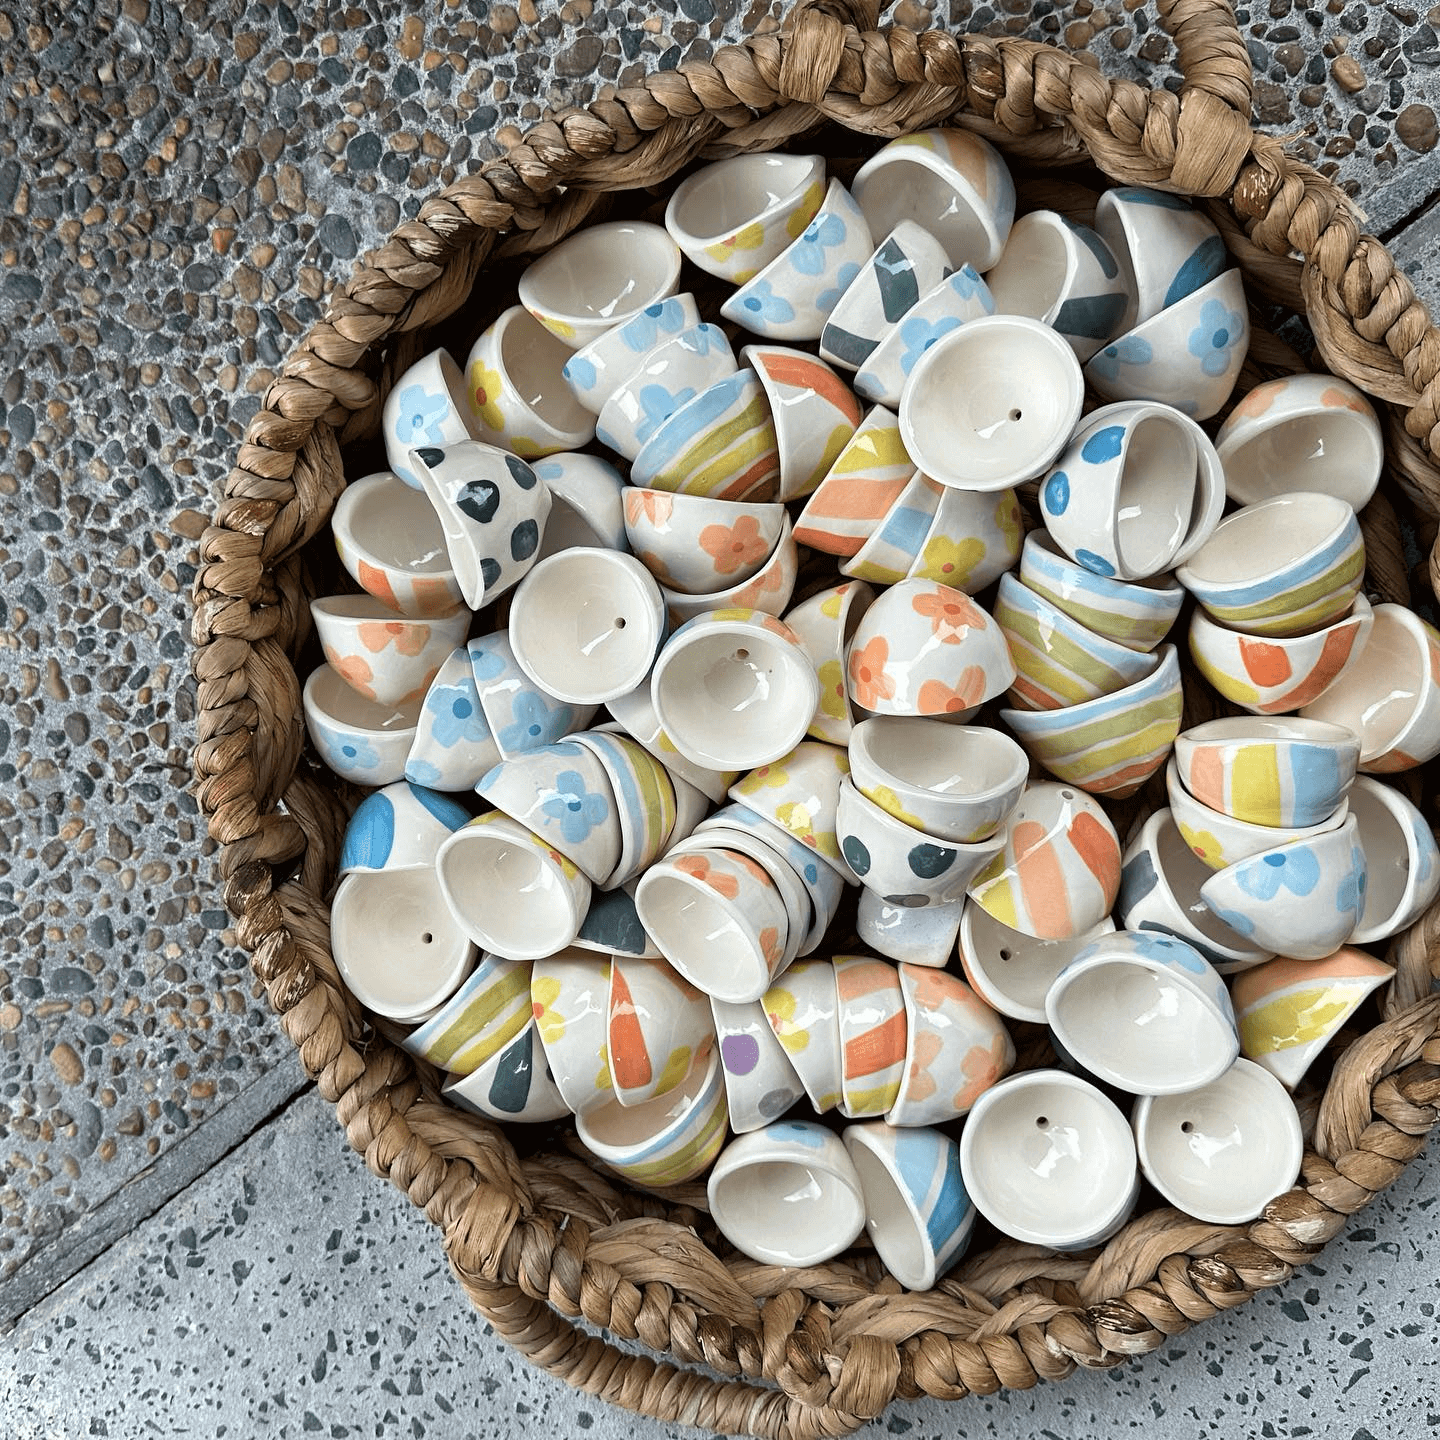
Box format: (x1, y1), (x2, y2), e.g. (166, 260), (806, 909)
(1346, 775), (1440, 943)
(576, 1044), (727, 1186)
(465, 305), (597, 458)
(986, 209), (1127, 360)
(302, 664), (420, 787)
(818, 220), (954, 373)
(517, 220), (681, 348)
(605, 954), (715, 1107)
(634, 847), (790, 1004)
(1173, 716), (1360, 830)
(533, 451), (629, 557)
(442, 1017), (571, 1124)
(665, 152), (827, 283)
(1132, 1059), (1304, 1225)
(671, 824), (809, 970)
(847, 716), (1027, 844)
(959, 1069), (1139, 1251)
(1199, 814), (1368, 961)
(624, 487), (785, 599)
(1115, 808), (1276, 972)
(1216, 372), (1384, 510)
(999, 643), (1184, 799)
(994, 572), (1157, 712)
(1176, 491), (1365, 638)
(508, 548), (665, 706)
(570, 730), (678, 888)
(843, 1122), (975, 1290)
(762, 960), (844, 1113)
(1190, 593), (1374, 716)
(840, 470), (945, 585)
(659, 517), (799, 624)
(1018, 530), (1184, 652)
(405, 646), (503, 792)
(965, 781), (1122, 940)
(899, 315), (1084, 491)
(1046, 929), (1239, 1095)
(337, 780), (471, 877)
(333, 470), (466, 617)
(888, 963), (1013, 1127)
(857, 890), (965, 968)
(793, 404), (916, 556)
(698, 804), (846, 955)
(409, 440), (552, 610)
(741, 344), (864, 501)
(783, 580), (876, 747)
(595, 323), (738, 461)
(711, 996), (808, 1134)
(1301, 601), (1440, 773)
(562, 293), (702, 413)
(957, 904), (1116, 1025)
(908, 485), (1023, 593)
(1231, 949), (1395, 1089)
(434, 811), (592, 960)
(845, 579), (1014, 719)
(706, 1121), (865, 1266)
(650, 608), (819, 772)
(329, 868), (475, 1024)
(312, 594), (467, 708)
(1164, 755), (1350, 872)
(382, 348), (480, 490)
(728, 740), (853, 877)
(630, 368), (781, 503)
(1084, 268), (1249, 421)
(853, 265), (996, 408)
(720, 178), (875, 342)
(402, 951), (533, 1077)
(850, 128), (1015, 270)
(475, 739), (622, 884)
(1039, 400), (1223, 581)
(1093, 185), (1228, 334)
(607, 681), (738, 804)
(834, 956), (908, 1118)
(571, 882), (660, 960)
(837, 778), (1007, 908)
(529, 951), (614, 1115)
(467, 630), (596, 761)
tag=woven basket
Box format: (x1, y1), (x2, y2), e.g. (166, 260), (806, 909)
(191, 1), (1440, 1432)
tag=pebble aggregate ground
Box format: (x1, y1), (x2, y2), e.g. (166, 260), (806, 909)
(0, 0), (1437, 1432)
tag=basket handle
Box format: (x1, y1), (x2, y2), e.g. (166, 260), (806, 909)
(788, 0), (1253, 115)
(1154, 0), (1254, 116)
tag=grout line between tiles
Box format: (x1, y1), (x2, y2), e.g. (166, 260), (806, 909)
(0, 1059), (312, 1333)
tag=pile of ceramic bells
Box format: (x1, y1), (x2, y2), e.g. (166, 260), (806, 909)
(303, 129), (1440, 1285)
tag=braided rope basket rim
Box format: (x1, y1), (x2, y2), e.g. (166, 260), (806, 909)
(190, 2), (1440, 1433)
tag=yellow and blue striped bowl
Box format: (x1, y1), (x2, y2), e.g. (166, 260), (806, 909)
(441, 1017), (571, 1123)
(576, 1046), (728, 1186)
(1018, 531), (1184, 653)
(401, 951), (533, 1076)
(1175, 491), (1364, 638)
(1001, 644), (1183, 799)
(995, 573), (1156, 712)
(573, 730), (678, 889)
(630, 368), (781, 502)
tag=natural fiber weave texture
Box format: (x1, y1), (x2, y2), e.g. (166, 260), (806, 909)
(190, 2), (1440, 1434)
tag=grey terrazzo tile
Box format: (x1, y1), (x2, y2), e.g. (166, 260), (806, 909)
(2, 1087), (1437, 1439)
(2, 0), (1440, 1357)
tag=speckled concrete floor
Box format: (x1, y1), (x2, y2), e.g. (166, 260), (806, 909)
(2, 0), (1439, 1433)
